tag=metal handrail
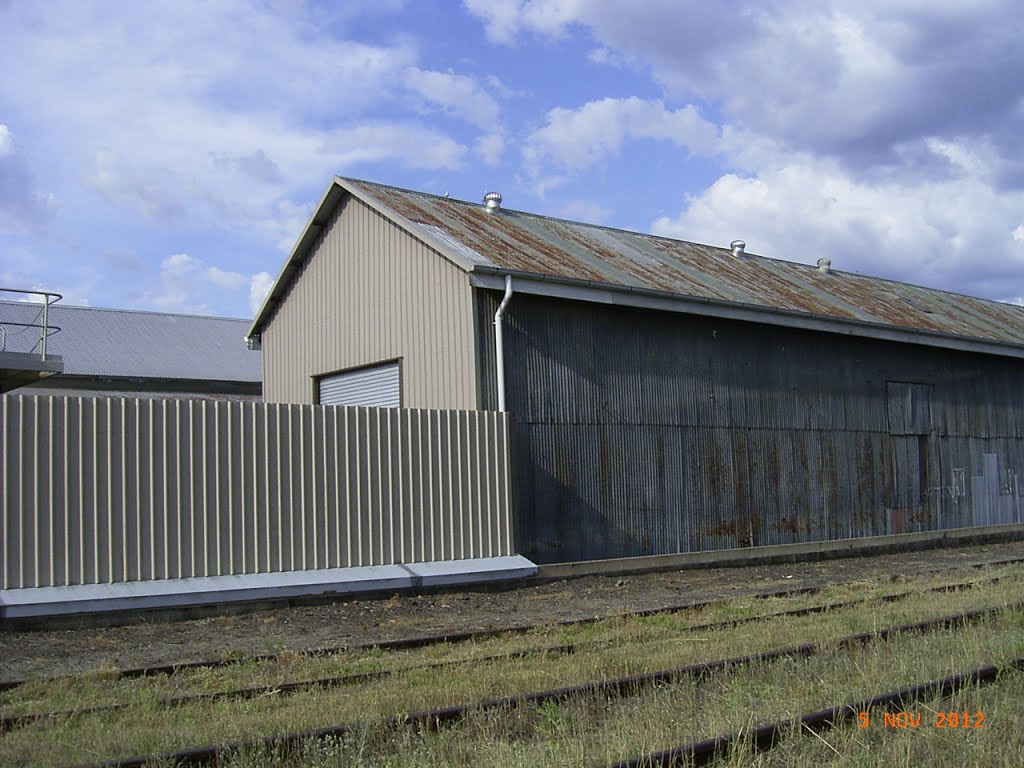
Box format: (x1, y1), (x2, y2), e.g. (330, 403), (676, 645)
(0, 287), (63, 360)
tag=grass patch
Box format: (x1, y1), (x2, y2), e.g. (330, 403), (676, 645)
(208, 614), (1024, 767)
(1, 565), (1022, 767)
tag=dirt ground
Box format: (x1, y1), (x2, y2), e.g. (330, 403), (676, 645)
(2, 540), (1023, 684)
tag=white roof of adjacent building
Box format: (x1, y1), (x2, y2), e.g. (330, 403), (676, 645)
(0, 301), (260, 382)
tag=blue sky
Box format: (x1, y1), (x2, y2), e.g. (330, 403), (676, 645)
(2, 0), (1023, 318)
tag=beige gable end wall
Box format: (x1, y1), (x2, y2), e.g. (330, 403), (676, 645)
(261, 196), (478, 409)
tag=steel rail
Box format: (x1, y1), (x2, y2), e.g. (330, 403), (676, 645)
(5, 554), (1021, 695)
(0, 575), (1000, 732)
(0, 586), (818, 694)
(612, 657), (1024, 767)
(70, 600), (1024, 768)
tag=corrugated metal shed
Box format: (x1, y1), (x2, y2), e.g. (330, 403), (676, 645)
(254, 178), (1024, 355)
(0, 301), (260, 382)
(257, 193), (479, 408)
(244, 176), (1024, 564)
(476, 292), (1024, 562)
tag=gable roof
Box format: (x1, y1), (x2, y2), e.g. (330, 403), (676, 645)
(0, 301), (260, 382)
(249, 177), (1024, 359)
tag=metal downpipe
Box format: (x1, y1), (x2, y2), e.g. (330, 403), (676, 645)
(494, 275), (514, 412)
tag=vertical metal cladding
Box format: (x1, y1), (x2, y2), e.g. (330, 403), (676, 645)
(0, 395), (513, 589)
(477, 291), (1024, 564)
(260, 195), (478, 410)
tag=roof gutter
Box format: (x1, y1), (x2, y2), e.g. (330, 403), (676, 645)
(469, 269), (1024, 361)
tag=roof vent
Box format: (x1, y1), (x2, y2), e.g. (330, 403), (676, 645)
(730, 240), (746, 257)
(483, 192), (502, 212)
(817, 257), (832, 274)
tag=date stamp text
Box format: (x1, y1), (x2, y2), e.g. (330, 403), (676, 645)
(857, 711), (985, 729)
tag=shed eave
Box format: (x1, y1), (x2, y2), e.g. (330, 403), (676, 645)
(469, 269), (1024, 361)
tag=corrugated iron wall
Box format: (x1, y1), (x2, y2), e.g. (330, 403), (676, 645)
(477, 292), (1024, 563)
(261, 194), (479, 409)
(1, 395), (513, 589)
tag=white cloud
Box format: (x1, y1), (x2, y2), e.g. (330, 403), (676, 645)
(249, 272), (274, 316)
(475, 133), (506, 166)
(143, 253), (254, 314)
(242, 198), (317, 253)
(404, 68), (501, 130)
(529, 173), (572, 199)
(559, 199), (613, 224)
(403, 69), (505, 167)
(477, 1), (1024, 180)
(205, 266), (249, 291)
(162, 253), (201, 276)
(461, 1), (1024, 303)
(87, 148), (190, 221)
(0, 256), (89, 303)
(462, 0), (530, 45)
(0, 122), (57, 234)
(652, 151), (1024, 299)
(0, 2), (474, 241)
(462, 0), (581, 44)
(0, 124), (13, 157)
(211, 149), (284, 184)
(524, 97), (720, 174)
(324, 123), (467, 171)
(12, 287), (91, 307)
(588, 46), (632, 68)
(485, 75), (529, 100)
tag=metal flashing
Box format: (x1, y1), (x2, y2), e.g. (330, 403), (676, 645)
(469, 271), (1024, 360)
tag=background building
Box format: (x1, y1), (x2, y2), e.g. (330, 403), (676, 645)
(1, 300), (261, 400)
(249, 177), (1024, 563)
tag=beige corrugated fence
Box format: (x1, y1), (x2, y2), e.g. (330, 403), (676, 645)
(1, 395), (513, 589)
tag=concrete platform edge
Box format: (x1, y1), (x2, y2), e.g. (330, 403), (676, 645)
(0, 556), (539, 619)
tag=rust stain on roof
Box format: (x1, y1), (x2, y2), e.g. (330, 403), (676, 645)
(345, 179), (1024, 348)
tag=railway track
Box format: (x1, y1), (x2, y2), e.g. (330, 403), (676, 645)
(611, 658), (1024, 767)
(0, 584), (818, 694)
(0, 574), (1003, 732)
(67, 599), (1024, 768)
(4, 553), (1022, 694)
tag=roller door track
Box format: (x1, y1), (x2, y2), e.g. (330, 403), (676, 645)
(318, 361), (400, 407)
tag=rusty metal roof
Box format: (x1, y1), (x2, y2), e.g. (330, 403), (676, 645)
(249, 177), (1024, 354)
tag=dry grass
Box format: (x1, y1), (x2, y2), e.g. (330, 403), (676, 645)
(209, 614), (1024, 768)
(738, 670), (1024, 767)
(1, 565), (1022, 767)
(3, 564), (1017, 717)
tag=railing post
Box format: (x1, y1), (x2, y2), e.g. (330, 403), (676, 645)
(41, 298), (48, 360)
(0, 286), (62, 359)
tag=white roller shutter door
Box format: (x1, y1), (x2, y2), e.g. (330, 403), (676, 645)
(318, 361), (400, 407)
